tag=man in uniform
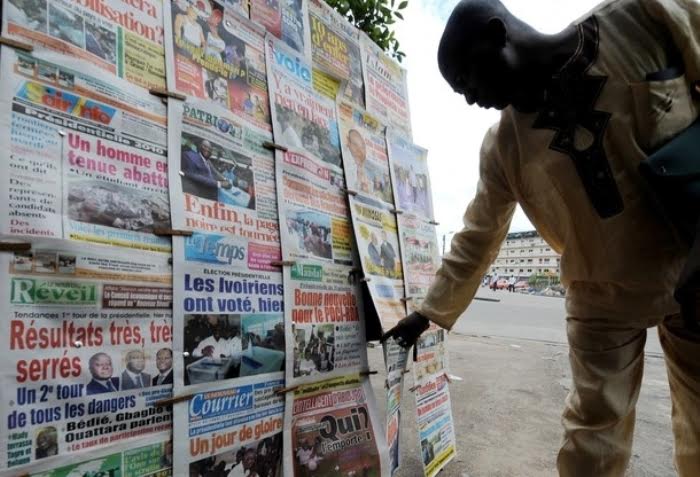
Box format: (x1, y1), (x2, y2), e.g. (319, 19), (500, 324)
(382, 0), (700, 475)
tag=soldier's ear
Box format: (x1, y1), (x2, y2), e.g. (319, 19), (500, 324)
(485, 17), (507, 48)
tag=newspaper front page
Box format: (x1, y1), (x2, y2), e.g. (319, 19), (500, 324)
(164, 0), (272, 131)
(0, 48), (171, 252)
(173, 374), (285, 477)
(413, 371), (456, 477)
(167, 97), (283, 391)
(360, 35), (412, 140)
(0, 239), (173, 471)
(1, 0), (167, 89)
(308, 0), (364, 106)
(386, 130), (434, 221)
(338, 101), (394, 208)
(283, 374), (389, 477)
(266, 35), (341, 168)
(347, 195), (406, 328)
(396, 214), (440, 311)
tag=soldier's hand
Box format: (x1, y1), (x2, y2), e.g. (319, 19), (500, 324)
(380, 311), (431, 349)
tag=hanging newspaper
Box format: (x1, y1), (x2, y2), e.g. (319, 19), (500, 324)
(383, 338), (409, 475)
(413, 372), (456, 477)
(386, 130), (434, 221)
(165, 0), (271, 131)
(361, 35), (412, 139)
(308, 0), (364, 106)
(266, 35), (342, 167)
(347, 195), (405, 328)
(284, 260), (366, 386)
(338, 101), (393, 207)
(396, 215), (440, 311)
(172, 373), (285, 477)
(0, 48), (171, 253)
(167, 97), (283, 390)
(2, 0), (166, 89)
(251, 0), (311, 59)
(15, 434), (173, 477)
(276, 149), (352, 265)
(283, 374), (390, 476)
(0, 239), (173, 471)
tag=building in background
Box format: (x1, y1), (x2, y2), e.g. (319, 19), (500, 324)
(489, 231), (560, 281)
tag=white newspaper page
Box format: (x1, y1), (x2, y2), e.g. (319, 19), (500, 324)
(173, 373), (285, 477)
(386, 129), (435, 222)
(360, 34), (412, 139)
(167, 98), (283, 392)
(307, 0), (364, 106)
(0, 48), (171, 252)
(0, 239), (173, 472)
(1, 0), (166, 88)
(266, 35), (342, 168)
(283, 374), (390, 477)
(164, 1), (271, 131)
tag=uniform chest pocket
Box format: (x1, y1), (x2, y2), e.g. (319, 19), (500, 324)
(630, 74), (698, 151)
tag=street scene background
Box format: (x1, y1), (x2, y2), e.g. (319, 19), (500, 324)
(369, 288), (674, 477)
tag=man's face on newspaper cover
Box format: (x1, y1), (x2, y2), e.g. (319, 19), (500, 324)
(127, 351), (146, 373)
(156, 349), (173, 373)
(91, 355), (113, 379)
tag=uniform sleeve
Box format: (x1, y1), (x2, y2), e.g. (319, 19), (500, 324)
(419, 124), (517, 330)
(643, 0), (700, 81)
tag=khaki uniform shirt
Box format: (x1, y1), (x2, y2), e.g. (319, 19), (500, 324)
(421, 0), (700, 329)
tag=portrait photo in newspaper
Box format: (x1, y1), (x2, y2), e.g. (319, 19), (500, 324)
(338, 102), (394, 207)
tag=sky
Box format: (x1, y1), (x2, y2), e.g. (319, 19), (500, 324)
(393, 0), (602, 251)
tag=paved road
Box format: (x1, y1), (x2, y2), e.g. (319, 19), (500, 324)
(451, 288), (664, 355)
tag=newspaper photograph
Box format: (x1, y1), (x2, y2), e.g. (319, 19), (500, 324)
(414, 373), (456, 477)
(360, 35), (412, 139)
(173, 374), (285, 477)
(251, 0), (310, 58)
(284, 260), (366, 386)
(308, 0), (364, 106)
(284, 374), (390, 477)
(387, 130), (434, 221)
(383, 338), (409, 476)
(19, 434), (173, 477)
(338, 101), (393, 207)
(0, 240), (173, 471)
(348, 195), (406, 328)
(276, 149), (352, 265)
(266, 35), (342, 167)
(1, 0), (166, 89)
(165, 0), (271, 131)
(397, 215), (440, 311)
(414, 327), (448, 384)
(0, 48), (171, 252)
